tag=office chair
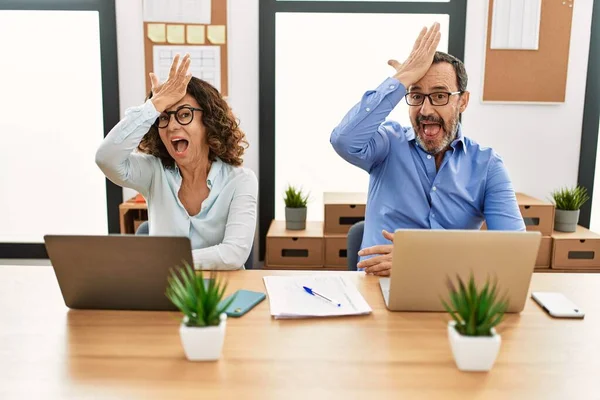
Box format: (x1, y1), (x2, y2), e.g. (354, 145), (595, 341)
(346, 220), (365, 271)
(135, 221), (255, 269)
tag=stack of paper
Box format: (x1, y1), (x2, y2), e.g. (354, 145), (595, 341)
(263, 275), (372, 319)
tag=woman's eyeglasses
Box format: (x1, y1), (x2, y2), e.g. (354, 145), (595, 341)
(156, 105), (203, 128)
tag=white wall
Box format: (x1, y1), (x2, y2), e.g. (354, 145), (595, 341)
(462, 0), (593, 203)
(114, 0), (259, 203)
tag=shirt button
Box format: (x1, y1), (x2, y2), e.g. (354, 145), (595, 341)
(427, 155), (432, 159)
(432, 213), (436, 218)
(389, 85), (395, 89)
(432, 186), (437, 191)
(366, 108), (371, 112)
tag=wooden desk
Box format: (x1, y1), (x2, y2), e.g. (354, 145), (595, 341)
(1, 266), (598, 399)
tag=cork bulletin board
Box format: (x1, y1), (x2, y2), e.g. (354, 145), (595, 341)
(143, 0), (228, 97)
(482, 0), (574, 103)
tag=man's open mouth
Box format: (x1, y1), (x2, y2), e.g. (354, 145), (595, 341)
(421, 122), (442, 137)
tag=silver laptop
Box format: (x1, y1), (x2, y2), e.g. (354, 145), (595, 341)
(379, 229), (542, 313)
(44, 235), (193, 311)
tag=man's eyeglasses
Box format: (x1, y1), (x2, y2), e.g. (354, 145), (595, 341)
(404, 91), (463, 107)
(156, 105), (203, 128)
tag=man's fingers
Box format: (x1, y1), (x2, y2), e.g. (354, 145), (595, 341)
(382, 229), (394, 242)
(428, 31), (441, 53)
(412, 26), (427, 52)
(358, 245), (392, 256)
(388, 59), (402, 70)
(357, 254), (390, 269)
(365, 262), (392, 274)
(426, 23), (440, 51)
(373, 269), (391, 277)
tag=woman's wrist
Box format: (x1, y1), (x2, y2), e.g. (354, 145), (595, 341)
(150, 96), (169, 113)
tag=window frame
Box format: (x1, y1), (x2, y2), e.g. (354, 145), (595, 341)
(0, 0), (121, 259)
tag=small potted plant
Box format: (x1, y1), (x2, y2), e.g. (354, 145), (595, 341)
(550, 185), (590, 232)
(284, 184), (309, 230)
(165, 261), (235, 362)
(442, 274), (508, 372)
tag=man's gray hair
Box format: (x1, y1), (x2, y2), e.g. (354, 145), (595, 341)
(433, 51), (468, 92)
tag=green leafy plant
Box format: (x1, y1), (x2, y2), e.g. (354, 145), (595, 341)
(165, 261), (235, 327)
(441, 274), (508, 337)
(284, 185), (309, 208)
(550, 186), (590, 211)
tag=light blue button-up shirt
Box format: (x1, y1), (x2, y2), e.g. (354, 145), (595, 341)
(330, 77), (525, 255)
(96, 100), (257, 270)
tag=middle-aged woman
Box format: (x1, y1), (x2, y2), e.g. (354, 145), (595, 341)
(96, 54), (257, 270)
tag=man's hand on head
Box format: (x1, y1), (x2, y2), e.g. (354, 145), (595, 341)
(357, 230), (395, 276)
(388, 22), (441, 89)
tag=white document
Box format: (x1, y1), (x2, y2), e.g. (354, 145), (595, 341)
(153, 45), (221, 91)
(143, 0), (211, 24)
(263, 275), (372, 319)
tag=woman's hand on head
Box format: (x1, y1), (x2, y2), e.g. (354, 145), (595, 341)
(150, 53), (193, 113)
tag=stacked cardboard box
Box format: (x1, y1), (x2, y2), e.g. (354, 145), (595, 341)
(516, 193), (555, 270)
(551, 226), (600, 271)
(265, 192), (367, 270)
(323, 192), (367, 268)
(265, 221), (324, 269)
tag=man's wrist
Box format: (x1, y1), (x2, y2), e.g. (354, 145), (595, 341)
(393, 73), (412, 89)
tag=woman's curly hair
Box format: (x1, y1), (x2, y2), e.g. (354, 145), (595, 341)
(138, 77), (248, 168)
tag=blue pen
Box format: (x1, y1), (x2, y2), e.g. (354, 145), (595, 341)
(303, 286), (341, 307)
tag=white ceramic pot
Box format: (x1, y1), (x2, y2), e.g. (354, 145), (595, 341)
(179, 313), (227, 361)
(447, 321), (501, 372)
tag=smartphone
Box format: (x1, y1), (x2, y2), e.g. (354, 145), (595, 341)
(531, 292), (585, 319)
(221, 289), (266, 318)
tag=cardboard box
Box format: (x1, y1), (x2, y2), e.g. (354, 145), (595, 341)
(551, 226), (600, 270)
(266, 220), (323, 268)
(516, 193), (555, 236)
(535, 236), (553, 269)
(324, 192), (367, 234)
(324, 235), (348, 267)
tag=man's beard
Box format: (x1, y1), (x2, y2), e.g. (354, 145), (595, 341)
(414, 113), (459, 155)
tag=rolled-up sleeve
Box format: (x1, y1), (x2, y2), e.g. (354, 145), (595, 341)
(483, 155), (526, 231)
(95, 100), (160, 195)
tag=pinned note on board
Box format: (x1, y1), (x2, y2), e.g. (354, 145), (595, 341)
(147, 23), (166, 43)
(166, 24), (185, 44)
(187, 25), (205, 44)
(207, 25), (226, 44)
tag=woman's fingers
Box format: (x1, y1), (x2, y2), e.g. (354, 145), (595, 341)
(176, 54), (191, 78)
(168, 54), (180, 79)
(149, 72), (160, 91)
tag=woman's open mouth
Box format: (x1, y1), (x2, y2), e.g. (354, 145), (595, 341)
(170, 138), (189, 156)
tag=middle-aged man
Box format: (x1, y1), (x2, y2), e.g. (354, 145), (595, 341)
(330, 23), (525, 277)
